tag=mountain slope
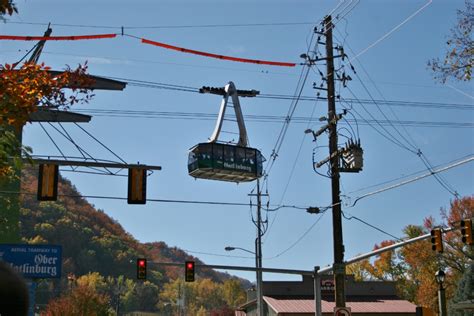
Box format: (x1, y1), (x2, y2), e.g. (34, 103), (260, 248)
(19, 167), (250, 287)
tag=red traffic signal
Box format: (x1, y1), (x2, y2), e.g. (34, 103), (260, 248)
(137, 258), (147, 280)
(185, 261), (195, 282)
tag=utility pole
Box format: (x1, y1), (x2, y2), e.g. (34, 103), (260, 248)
(324, 15), (346, 308)
(256, 178), (264, 316)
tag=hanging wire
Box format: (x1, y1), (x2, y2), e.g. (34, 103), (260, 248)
(342, 211), (402, 241)
(266, 211), (328, 259)
(74, 123), (127, 164)
(38, 122), (73, 171)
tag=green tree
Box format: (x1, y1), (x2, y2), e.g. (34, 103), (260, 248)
(428, 0), (473, 82)
(448, 262), (474, 316)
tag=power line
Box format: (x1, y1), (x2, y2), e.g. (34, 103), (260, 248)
(336, 32), (461, 198)
(266, 211), (328, 259)
(265, 153), (474, 260)
(346, 154), (474, 196)
(5, 20), (317, 30)
(264, 98), (321, 243)
(348, 155), (474, 207)
(0, 189), (319, 211)
(68, 108), (474, 128)
(342, 211), (402, 241)
(93, 74), (474, 110)
(350, 0), (433, 61)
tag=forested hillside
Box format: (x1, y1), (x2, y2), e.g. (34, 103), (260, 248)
(19, 168), (249, 314)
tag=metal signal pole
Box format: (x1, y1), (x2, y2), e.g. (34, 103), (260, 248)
(324, 15), (346, 308)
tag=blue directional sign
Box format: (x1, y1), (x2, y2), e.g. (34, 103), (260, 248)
(0, 244), (62, 278)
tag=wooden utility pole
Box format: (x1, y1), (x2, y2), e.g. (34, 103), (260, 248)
(324, 15), (346, 308)
(256, 179), (264, 316)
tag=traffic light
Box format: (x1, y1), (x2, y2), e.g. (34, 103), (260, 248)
(460, 219), (473, 245)
(137, 258), (147, 280)
(430, 228), (444, 253)
(128, 168), (147, 204)
(185, 261), (195, 282)
(37, 164), (59, 201)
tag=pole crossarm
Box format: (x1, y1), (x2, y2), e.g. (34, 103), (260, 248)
(150, 261), (314, 276)
(315, 148), (347, 168)
(29, 158), (162, 171)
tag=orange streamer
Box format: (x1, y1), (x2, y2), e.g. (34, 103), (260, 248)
(141, 38), (296, 67)
(0, 34), (117, 41)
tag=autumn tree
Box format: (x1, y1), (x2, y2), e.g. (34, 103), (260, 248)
(159, 278), (237, 315)
(42, 284), (112, 316)
(222, 278), (246, 308)
(0, 62), (93, 175)
(346, 196), (473, 311)
(428, 0), (473, 82)
(0, 0), (17, 18)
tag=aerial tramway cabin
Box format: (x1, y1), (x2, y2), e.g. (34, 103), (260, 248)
(188, 82), (264, 183)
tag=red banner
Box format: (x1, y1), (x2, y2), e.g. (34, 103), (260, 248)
(141, 38), (296, 67)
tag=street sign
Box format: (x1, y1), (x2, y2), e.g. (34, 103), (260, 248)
(334, 307), (351, 316)
(321, 279), (335, 292)
(0, 244), (62, 278)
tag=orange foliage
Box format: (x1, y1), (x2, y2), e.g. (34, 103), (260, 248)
(0, 0), (17, 16)
(0, 62), (93, 130)
(41, 285), (110, 316)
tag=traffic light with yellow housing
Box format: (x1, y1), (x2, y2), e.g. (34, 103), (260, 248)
(185, 261), (195, 282)
(460, 219), (473, 245)
(37, 164), (59, 201)
(430, 228), (444, 253)
(137, 258), (147, 280)
(128, 168), (147, 204)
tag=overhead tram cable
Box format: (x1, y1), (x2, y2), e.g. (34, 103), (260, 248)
(91, 75), (474, 110)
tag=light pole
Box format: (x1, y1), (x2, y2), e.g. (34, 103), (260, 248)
(435, 269), (448, 316)
(225, 241), (263, 315)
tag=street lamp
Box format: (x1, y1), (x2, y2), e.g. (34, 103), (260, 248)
(435, 269), (447, 316)
(224, 246), (255, 255)
(225, 242), (263, 316)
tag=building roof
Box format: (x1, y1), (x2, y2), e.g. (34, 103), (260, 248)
(264, 296), (417, 314)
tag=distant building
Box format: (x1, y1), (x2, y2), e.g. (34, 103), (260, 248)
(236, 275), (417, 316)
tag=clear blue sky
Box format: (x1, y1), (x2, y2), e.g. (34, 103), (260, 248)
(1, 0), (473, 282)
